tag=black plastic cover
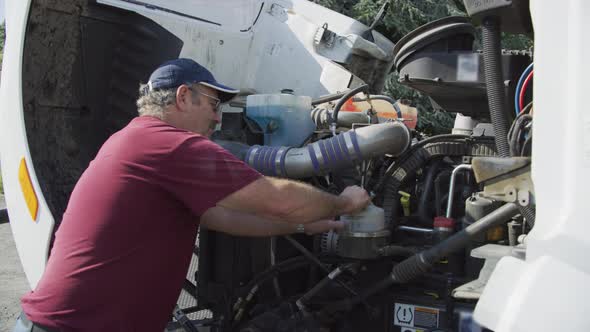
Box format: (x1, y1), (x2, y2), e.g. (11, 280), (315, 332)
(398, 52), (530, 119)
(393, 16), (476, 70)
(393, 16), (531, 119)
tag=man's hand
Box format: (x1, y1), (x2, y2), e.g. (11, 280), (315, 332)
(339, 186), (371, 215)
(302, 219), (344, 235)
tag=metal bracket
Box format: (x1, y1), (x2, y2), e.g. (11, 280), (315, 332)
(314, 23), (336, 48)
(471, 157), (534, 206)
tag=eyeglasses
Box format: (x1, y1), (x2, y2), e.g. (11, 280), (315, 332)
(187, 86), (221, 110)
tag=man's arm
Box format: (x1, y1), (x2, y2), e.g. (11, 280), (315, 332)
(217, 177), (370, 224)
(200, 205), (344, 236)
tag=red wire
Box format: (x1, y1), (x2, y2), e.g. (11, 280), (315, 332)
(519, 70), (534, 113)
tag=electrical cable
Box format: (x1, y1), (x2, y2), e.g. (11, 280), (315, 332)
(514, 62), (534, 115)
(519, 70), (534, 113)
(284, 235), (359, 297)
(231, 256), (312, 327)
(521, 135), (533, 156)
(508, 102), (533, 156)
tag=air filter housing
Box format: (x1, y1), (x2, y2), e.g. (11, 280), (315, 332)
(393, 16), (530, 120)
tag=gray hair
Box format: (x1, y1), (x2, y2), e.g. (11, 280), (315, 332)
(136, 83), (203, 118)
(136, 83), (177, 119)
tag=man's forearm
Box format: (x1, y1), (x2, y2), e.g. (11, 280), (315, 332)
(218, 177), (368, 224)
(200, 206), (340, 236)
(268, 178), (348, 223)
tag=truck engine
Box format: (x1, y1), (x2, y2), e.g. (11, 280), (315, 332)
(187, 7), (534, 332)
(2, 0), (548, 331)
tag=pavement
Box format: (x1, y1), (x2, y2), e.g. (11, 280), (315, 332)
(0, 193), (6, 221)
(0, 202), (31, 332)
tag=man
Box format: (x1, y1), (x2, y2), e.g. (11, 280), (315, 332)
(14, 58), (370, 331)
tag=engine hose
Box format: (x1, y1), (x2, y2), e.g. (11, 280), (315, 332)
(377, 245), (417, 257)
(241, 256), (310, 294)
(372, 134), (472, 193)
(296, 262), (359, 312)
(311, 107), (371, 129)
(353, 95), (402, 118)
(232, 256), (312, 326)
(321, 203), (519, 315)
(284, 235), (358, 297)
(238, 253), (351, 299)
(331, 84), (370, 134)
(482, 17), (536, 227)
(520, 205), (536, 228)
(214, 140), (251, 160)
(244, 122), (411, 178)
(482, 17), (511, 158)
(382, 140), (497, 227)
(284, 235), (331, 275)
(417, 158), (445, 224)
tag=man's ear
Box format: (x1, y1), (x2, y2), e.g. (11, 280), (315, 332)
(175, 85), (191, 112)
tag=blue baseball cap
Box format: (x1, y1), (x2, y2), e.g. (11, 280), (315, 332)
(147, 58), (239, 102)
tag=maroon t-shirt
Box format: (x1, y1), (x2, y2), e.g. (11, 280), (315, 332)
(21, 116), (261, 331)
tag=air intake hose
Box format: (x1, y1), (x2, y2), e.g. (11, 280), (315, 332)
(243, 122), (410, 179)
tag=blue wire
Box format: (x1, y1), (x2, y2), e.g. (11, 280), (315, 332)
(514, 62), (534, 115)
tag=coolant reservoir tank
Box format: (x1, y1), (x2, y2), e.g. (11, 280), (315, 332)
(246, 90), (315, 147)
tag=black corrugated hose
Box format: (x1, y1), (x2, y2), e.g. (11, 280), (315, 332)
(482, 17), (536, 227)
(482, 17), (511, 158)
(380, 138), (497, 228)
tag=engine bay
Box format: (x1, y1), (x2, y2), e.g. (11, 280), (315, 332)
(188, 7), (535, 331)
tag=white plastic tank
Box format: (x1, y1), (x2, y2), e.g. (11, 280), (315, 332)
(340, 204), (386, 233)
(246, 90), (315, 147)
